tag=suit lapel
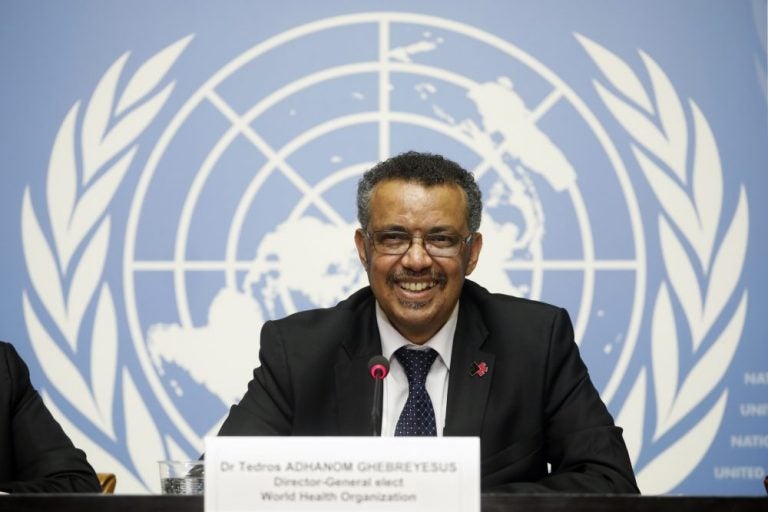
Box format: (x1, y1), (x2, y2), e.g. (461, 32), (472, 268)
(443, 296), (494, 436)
(334, 297), (381, 435)
(332, 285), (495, 437)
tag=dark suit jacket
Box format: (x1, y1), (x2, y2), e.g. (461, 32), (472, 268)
(218, 281), (639, 493)
(0, 341), (101, 493)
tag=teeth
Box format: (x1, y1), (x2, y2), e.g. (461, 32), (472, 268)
(400, 281), (433, 292)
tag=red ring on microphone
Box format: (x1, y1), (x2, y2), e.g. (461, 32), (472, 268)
(370, 363), (388, 380)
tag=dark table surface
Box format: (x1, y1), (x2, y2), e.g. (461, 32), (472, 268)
(0, 494), (765, 512)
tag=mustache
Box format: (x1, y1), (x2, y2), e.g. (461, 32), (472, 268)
(386, 269), (447, 286)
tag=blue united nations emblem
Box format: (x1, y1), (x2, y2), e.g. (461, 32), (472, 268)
(123, 13), (645, 454)
(21, 12), (748, 494)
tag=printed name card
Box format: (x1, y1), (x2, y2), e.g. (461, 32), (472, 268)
(204, 436), (480, 512)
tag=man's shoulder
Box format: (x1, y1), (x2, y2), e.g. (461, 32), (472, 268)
(270, 287), (374, 328)
(0, 341), (23, 377)
(0, 341), (30, 406)
(461, 281), (574, 354)
(463, 280), (563, 316)
(262, 288), (377, 356)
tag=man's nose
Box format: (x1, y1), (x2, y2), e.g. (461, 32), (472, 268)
(400, 237), (433, 270)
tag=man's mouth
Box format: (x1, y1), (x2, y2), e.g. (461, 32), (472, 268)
(399, 280), (436, 292)
(389, 271), (446, 293)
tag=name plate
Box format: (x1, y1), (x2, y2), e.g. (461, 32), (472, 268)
(204, 436), (479, 512)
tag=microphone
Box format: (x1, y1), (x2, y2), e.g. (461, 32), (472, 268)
(368, 355), (390, 436)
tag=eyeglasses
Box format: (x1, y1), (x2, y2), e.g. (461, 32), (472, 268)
(365, 230), (473, 257)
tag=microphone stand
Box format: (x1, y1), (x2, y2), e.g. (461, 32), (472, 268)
(371, 375), (383, 436)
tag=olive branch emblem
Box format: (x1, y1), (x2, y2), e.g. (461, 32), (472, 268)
(578, 35), (749, 494)
(20, 36), (192, 491)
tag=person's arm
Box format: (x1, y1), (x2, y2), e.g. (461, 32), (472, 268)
(493, 309), (639, 494)
(0, 343), (101, 493)
(217, 321), (294, 436)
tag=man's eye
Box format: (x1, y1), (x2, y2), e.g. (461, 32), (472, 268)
(378, 233), (410, 244)
(427, 234), (456, 246)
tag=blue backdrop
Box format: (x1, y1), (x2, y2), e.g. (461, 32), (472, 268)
(0, 0), (766, 495)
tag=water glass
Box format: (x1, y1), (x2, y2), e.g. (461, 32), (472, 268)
(158, 460), (204, 495)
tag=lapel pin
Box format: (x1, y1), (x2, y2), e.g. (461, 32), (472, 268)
(470, 361), (489, 377)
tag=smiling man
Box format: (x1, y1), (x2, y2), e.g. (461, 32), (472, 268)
(355, 176), (481, 345)
(218, 151), (639, 493)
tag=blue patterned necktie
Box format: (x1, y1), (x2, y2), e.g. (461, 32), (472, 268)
(394, 347), (438, 436)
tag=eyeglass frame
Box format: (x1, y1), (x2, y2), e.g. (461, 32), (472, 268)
(363, 229), (475, 258)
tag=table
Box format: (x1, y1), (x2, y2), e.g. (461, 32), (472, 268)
(0, 494), (764, 511)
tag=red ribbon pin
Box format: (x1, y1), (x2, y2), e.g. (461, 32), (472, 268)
(470, 361), (489, 377)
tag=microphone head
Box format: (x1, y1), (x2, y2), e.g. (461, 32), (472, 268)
(368, 355), (390, 380)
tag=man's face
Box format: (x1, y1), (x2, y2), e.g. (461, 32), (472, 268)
(355, 179), (483, 344)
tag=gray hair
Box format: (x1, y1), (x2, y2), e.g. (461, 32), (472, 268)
(356, 151), (482, 232)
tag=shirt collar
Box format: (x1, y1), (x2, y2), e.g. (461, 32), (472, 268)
(375, 300), (459, 369)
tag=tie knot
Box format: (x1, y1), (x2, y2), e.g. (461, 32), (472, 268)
(395, 347), (438, 388)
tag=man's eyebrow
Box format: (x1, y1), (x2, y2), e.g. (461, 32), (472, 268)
(374, 225), (459, 233)
(376, 225), (408, 232)
(426, 226), (459, 234)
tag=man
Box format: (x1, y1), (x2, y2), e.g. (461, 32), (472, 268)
(0, 341), (102, 493)
(219, 151), (639, 493)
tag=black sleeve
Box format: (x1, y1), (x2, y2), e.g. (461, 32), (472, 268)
(217, 320), (295, 436)
(490, 309), (640, 494)
(0, 342), (102, 493)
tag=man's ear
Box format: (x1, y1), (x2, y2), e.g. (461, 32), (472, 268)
(354, 229), (369, 270)
(464, 232), (483, 276)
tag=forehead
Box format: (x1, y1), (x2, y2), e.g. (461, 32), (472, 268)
(368, 179), (468, 230)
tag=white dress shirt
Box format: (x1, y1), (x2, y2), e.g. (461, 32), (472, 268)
(375, 301), (459, 436)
